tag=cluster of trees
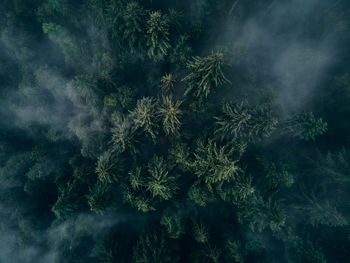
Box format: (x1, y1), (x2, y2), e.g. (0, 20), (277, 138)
(1, 0), (350, 262)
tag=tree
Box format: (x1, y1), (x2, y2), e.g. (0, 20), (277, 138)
(283, 112), (327, 141)
(130, 97), (159, 140)
(257, 156), (294, 192)
(236, 195), (286, 232)
(96, 150), (123, 184)
(161, 73), (176, 94)
(51, 180), (85, 220)
(183, 52), (229, 98)
(158, 95), (182, 136)
(133, 228), (179, 263)
(160, 208), (185, 239)
(146, 11), (171, 61)
(111, 114), (139, 155)
(214, 102), (278, 141)
(146, 155), (178, 200)
(86, 181), (113, 214)
(192, 219), (209, 243)
(192, 139), (244, 186)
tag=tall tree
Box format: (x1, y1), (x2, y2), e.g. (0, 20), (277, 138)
(146, 11), (171, 61)
(183, 52), (229, 98)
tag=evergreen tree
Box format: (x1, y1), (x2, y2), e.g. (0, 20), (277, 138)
(51, 180), (85, 220)
(133, 228), (179, 263)
(130, 97), (159, 140)
(283, 112), (327, 141)
(146, 11), (171, 61)
(87, 181), (113, 214)
(96, 150), (122, 184)
(192, 139), (243, 186)
(158, 95), (182, 136)
(146, 155), (178, 200)
(183, 52), (229, 98)
(215, 102), (278, 141)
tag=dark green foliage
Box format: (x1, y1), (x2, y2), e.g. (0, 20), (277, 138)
(1, 1), (350, 262)
(158, 95), (182, 136)
(130, 97), (159, 140)
(146, 11), (171, 61)
(183, 52), (229, 98)
(96, 150), (122, 184)
(133, 228), (179, 263)
(51, 180), (85, 220)
(215, 102), (278, 141)
(283, 112), (327, 141)
(87, 181), (113, 214)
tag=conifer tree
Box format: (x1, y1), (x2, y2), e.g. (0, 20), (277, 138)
(146, 11), (171, 61)
(158, 95), (182, 136)
(133, 228), (179, 263)
(183, 52), (229, 98)
(160, 208), (185, 239)
(96, 150), (122, 184)
(146, 155), (178, 200)
(130, 97), (159, 140)
(283, 112), (327, 141)
(51, 180), (85, 220)
(111, 114), (139, 155)
(215, 102), (278, 141)
(161, 73), (176, 94)
(192, 139), (243, 186)
(87, 181), (113, 214)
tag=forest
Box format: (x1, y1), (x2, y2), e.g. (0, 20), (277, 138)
(0, 0), (350, 262)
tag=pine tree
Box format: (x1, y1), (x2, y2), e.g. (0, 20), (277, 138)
(192, 139), (243, 186)
(96, 150), (122, 184)
(146, 11), (171, 61)
(158, 95), (182, 136)
(192, 219), (210, 244)
(146, 155), (178, 200)
(86, 181), (113, 214)
(160, 208), (185, 239)
(161, 73), (176, 94)
(51, 180), (85, 220)
(283, 112), (327, 141)
(215, 102), (278, 141)
(183, 52), (229, 98)
(133, 228), (179, 263)
(111, 114), (139, 155)
(130, 97), (159, 140)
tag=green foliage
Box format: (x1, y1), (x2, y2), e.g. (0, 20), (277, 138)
(160, 208), (185, 239)
(146, 155), (178, 200)
(158, 95), (182, 136)
(51, 180), (85, 220)
(168, 142), (192, 172)
(133, 229), (179, 263)
(161, 73), (176, 94)
(188, 181), (216, 207)
(111, 114), (139, 155)
(237, 195), (286, 232)
(96, 150), (122, 184)
(288, 236), (327, 263)
(225, 239), (245, 263)
(146, 11), (171, 61)
(294, 192), (347, 227)
(130, 97), (159, 140)
(192, 139), (244, 186)
(283, 112), (327, 141)
(215, 102), (278, 141)
(87, 181), (113, 214)
(192, 219), (209, 243)
(257, 156), (294, 191)
(183, 52), (229, 98)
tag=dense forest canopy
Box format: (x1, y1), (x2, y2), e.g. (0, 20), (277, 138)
(0, 0), (350, 262)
